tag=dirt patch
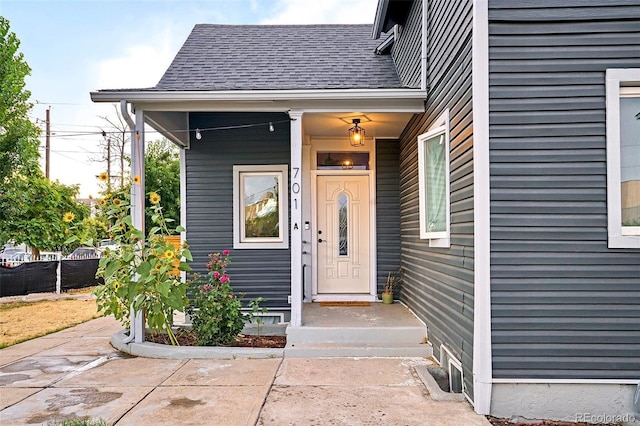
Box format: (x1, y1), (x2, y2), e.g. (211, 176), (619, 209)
(0, 291), (100, 348)
(487, 416), (621, 426)
(145, 328), (287, 348)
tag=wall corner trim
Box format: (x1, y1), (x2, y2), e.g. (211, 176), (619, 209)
(471, 0), (492, 416)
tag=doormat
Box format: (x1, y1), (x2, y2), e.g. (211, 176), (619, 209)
(319, 301), (370, 306)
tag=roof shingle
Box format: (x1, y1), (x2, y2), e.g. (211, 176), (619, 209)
(153, 24), (401, 91)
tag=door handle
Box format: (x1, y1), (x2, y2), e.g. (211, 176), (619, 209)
(318, 239), (325, 243)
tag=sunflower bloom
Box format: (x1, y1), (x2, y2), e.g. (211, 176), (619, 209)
(113, 281), (120, 291)
(99, 199), (107, 206)
(63, 212), (75, 223)
(164, 250), (175, 259)
(98, 172), (109, 182)
(149, 192), (161, 205)
(133, 175), (141, 185)
(113, 198), (121, 206)
(155, 263), (162, 271)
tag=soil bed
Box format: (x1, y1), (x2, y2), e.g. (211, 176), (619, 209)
(145, 328), (286, 348)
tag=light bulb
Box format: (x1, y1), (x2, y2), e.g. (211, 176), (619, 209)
(353, 132), (361, 142)
(195, 128), (202, 140)
(269, 122), (274, 132)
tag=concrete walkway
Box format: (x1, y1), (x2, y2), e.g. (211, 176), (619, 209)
(0, 316), (490, 425)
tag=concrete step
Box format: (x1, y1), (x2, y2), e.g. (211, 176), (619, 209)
(284, 341), (433, 358)
(286, 325), (427, 345)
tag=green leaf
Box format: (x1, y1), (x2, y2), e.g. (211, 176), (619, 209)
(137, 261), (151, 277)
(175, 225), (185, 232)
(157, 281), (170, 297)
(105, 261), (120, 279)
(181, 249), (193, 261)
(178, 262), (192, 271)
(64, 235), (79, 245)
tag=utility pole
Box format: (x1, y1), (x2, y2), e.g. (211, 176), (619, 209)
(45, 107), (50, 179)
(107, 137), (112, 193)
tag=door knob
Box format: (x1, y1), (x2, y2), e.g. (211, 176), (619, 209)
(318, 238), (324, 243)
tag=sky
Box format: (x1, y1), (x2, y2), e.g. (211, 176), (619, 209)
(1, 0), (378, 198)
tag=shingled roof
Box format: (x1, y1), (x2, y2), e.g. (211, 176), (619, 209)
(153, 24), (401, 91)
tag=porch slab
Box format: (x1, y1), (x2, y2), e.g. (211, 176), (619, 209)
(301, 302), (426, 328)
(285, 302), (432, 358)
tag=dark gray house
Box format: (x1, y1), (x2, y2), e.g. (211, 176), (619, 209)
(92, 0), (640, 421)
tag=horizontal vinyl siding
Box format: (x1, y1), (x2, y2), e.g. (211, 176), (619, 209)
(186, 112), (291, 309)
(376, 139), (402, 293)
(488, 1), (640, 380)
(391, 0), (422, 88)
(399, 0), (475, 398)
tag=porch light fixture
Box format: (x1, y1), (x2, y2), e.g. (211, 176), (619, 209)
(349, 119), (365, 147)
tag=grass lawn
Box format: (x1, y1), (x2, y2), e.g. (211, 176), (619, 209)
(0, 290), (101, 348)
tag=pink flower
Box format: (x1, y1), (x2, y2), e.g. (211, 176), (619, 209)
(220, 274), (230, 284)
(222, 249), (230, 256)
(213, 271), (221, 279)
(203, 284), (211, 291)
(212, 257), (219, 263)
(221, 263), (227, 269)
(206, 263), (212, 270)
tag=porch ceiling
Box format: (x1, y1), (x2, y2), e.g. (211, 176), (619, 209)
(302, 112), (414, 139)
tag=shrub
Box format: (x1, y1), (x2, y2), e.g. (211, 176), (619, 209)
(187, 250), (245, 346)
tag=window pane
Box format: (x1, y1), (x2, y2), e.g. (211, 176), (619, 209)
(317, 152), (370, 170)
(620, 96), (640, 227)
(338, 193), (348, 256)
(425, 134), (446, 232)
(243, 175), (280, 238)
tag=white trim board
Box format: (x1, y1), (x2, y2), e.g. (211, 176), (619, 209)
(471, 0), (492, 416)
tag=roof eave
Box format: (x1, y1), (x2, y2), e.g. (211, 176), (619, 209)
(90, 88), (427, 113)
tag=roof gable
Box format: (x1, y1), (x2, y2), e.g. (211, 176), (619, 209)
(154, 24), (401, 91)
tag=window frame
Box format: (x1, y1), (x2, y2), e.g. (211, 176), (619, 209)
(417, 109), (451, 247)
(233, 165), (289, 249)
(605, 69), (640, 249)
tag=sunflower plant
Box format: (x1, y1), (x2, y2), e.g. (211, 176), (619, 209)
(89, 178), (192, 345)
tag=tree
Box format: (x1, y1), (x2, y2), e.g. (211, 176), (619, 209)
(0, 17), (42, 232)
(144, 138), (180, 233)
(0, 175), (90, 257)
(0, 17), (40, 184)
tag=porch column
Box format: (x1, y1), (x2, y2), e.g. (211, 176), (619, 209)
(132, 108), (146, 343)
(289, 110), (304, 326)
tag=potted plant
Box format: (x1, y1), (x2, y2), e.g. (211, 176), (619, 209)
(381, 269), (402, 304)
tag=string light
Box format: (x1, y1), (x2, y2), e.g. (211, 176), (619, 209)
(37, 118), (295, 139)
(195, 128), (202, 140)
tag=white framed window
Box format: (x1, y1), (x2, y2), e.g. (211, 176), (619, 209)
(606, 69), (640, 249)
(418, 109), (451, 247)
(233, 165), (289, 249)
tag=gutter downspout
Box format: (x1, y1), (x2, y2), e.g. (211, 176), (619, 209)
(472, 0), (493, 415)
(120, 100), (145, 344)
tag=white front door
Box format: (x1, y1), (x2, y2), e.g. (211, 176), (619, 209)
(317, 175), (370, 294)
